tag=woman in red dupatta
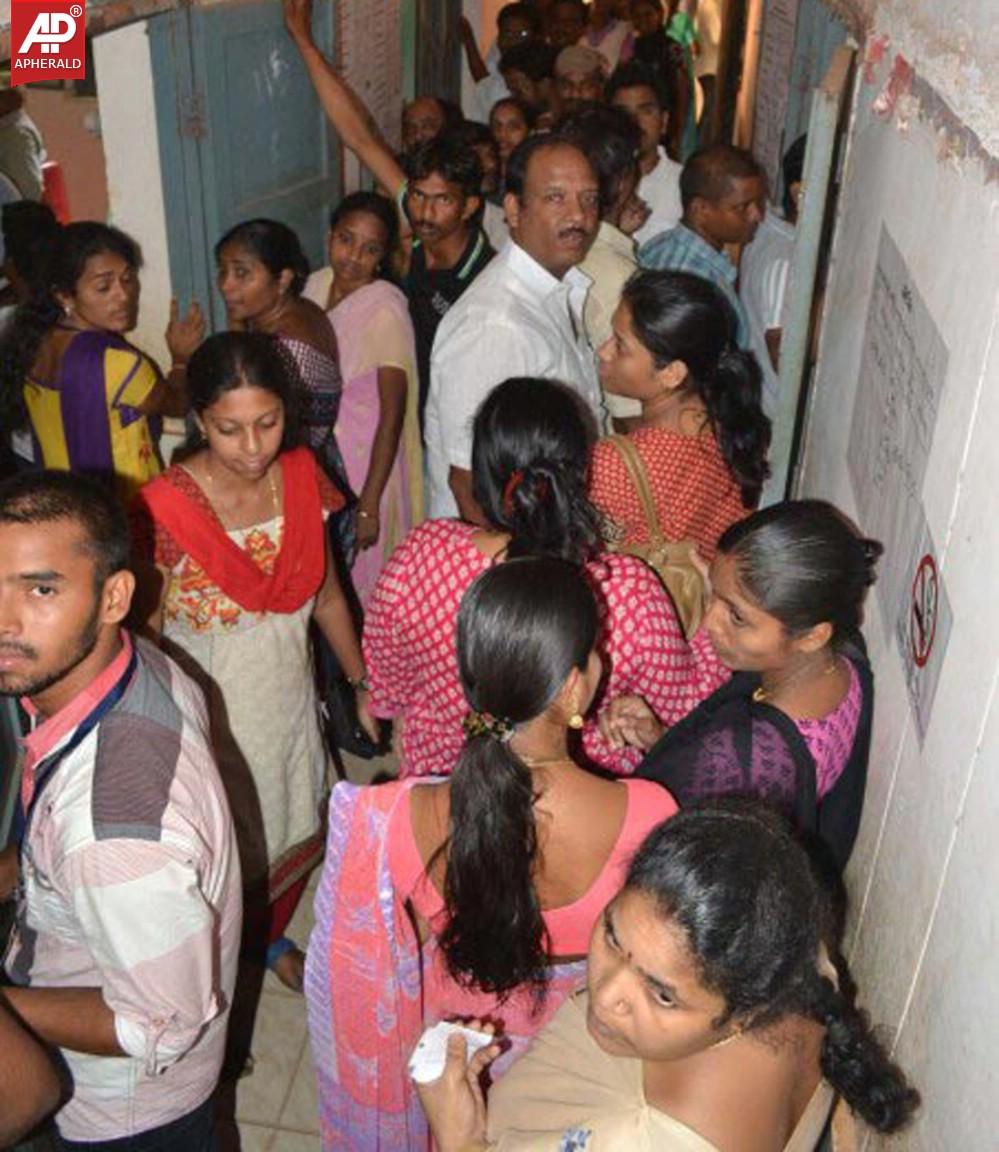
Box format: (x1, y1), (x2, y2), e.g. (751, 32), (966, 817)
(133, 331), (378, 992)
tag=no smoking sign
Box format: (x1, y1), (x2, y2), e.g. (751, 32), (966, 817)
(910, 553), (938, 669)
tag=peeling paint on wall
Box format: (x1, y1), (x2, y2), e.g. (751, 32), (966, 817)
(862, 36), (998, 181)
(818, 0), (999, 159)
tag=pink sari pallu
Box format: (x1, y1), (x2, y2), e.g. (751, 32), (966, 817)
(304, 781), (585, 1151)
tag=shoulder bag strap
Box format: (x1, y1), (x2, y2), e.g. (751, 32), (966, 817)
(608, 433), (665, 546)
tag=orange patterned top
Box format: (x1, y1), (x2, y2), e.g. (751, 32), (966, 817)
(590, 425), (752, 560)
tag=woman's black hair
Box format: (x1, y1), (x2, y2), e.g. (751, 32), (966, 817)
(441, 557), (598, 1000)
(622, 269), (771, 505)
(471, 377), (603, 563)
(215, 218), (310, 296)
(183, 330), (301, 453)
(327, 191), (399, 279)
(489, 95), (538, 132)
(626, 799), (919, 1134)
(717, 499), (882, 645)
(2, 200), (60, 285)
(0, 221), (141, 432)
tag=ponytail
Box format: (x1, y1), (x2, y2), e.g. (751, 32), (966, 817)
(501, 458), (603, 562)
(440, 558), (599, 1001)
(622, 269), (774, 505)
(701, 346), (771, 506)
(627, 801), (918, 1137)
(806, 969), (920, 1132)
(439, 734), (549, 1000)
(472, 378), (604, 564)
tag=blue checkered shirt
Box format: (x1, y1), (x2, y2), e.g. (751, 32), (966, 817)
(638, 222), (750, 347)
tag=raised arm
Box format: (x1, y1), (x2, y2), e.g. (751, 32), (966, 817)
(284, 0), (406, 197)
(459, 15), (490, 83)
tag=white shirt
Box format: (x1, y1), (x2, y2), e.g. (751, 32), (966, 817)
(470, 41), (511, 119)
(482, 200), (510, 251)
(633, 147), (684, 248)
(579, 20), (634, 75)
(0, 108), (46, 201)
(739, 210), (796, 417)
(425, 240), (604, 518)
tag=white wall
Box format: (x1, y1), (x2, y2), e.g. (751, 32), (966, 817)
(796, 6), (999, 1147)
(93, 19), (173, 370)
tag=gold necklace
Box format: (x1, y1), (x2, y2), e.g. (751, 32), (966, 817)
(204, 462), (279, 527)
(752, 656), (840, 704)
(519, 755), (578, 770)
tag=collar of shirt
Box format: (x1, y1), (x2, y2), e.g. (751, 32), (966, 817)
(593, 220), (636, 260)
(670, 222), (738, 285)
(506, 240), (592, 312)
(20, 629), (134, 805)
(409, 226), (489, 282)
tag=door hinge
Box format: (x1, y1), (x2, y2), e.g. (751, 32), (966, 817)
(180, 92), (207, 140)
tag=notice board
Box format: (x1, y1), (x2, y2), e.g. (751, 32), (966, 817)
(847, 225), (952, 740)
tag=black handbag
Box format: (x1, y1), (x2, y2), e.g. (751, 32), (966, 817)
(312, 625), (389, 761)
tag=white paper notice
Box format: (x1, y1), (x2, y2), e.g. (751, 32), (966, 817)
(848, 225), (952, 740)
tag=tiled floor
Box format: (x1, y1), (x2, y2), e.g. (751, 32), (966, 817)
(231, 751), (393, 1151)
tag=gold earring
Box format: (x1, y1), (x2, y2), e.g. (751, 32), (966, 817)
(568, 712), (584, 730)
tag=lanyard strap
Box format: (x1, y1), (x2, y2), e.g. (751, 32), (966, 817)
(17, 646), (139, 854)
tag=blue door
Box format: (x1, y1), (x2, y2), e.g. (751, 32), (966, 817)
(149, 1), (341, 329)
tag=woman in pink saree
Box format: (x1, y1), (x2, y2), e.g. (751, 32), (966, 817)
(304, 191), (423, 606)
(304, 558), (678, 1149)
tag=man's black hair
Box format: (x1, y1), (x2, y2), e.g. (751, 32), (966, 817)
(504, 132), (590, 200)
(404, 135), (484, 199)
(499, 39), (558, 82)
(606, 59), (672, 118)
(782, 134), (807, 219)
(0, 470), (130, 586)
(679, 144), (765, 212)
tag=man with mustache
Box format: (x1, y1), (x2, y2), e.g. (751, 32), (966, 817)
(284, 0), (494, 430)
(0, 471), (240, 1150)
(424, 133), (604, 520)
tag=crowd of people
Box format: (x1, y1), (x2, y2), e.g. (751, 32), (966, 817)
(0, 1), (918, 1150)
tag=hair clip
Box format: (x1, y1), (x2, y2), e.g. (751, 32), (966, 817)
(462, 710), (515, 743)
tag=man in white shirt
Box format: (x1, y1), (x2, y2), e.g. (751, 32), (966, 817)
(553, 45), (606, 113)
(739, 135), (805, 416)
(0, 89), (46, 203)
(426, 134), (603, 520)
(460, 4), (540, 120)
(607, 61), (683, 247)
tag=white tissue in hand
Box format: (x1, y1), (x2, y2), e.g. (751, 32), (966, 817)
(408, 1021), (494, 1084)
